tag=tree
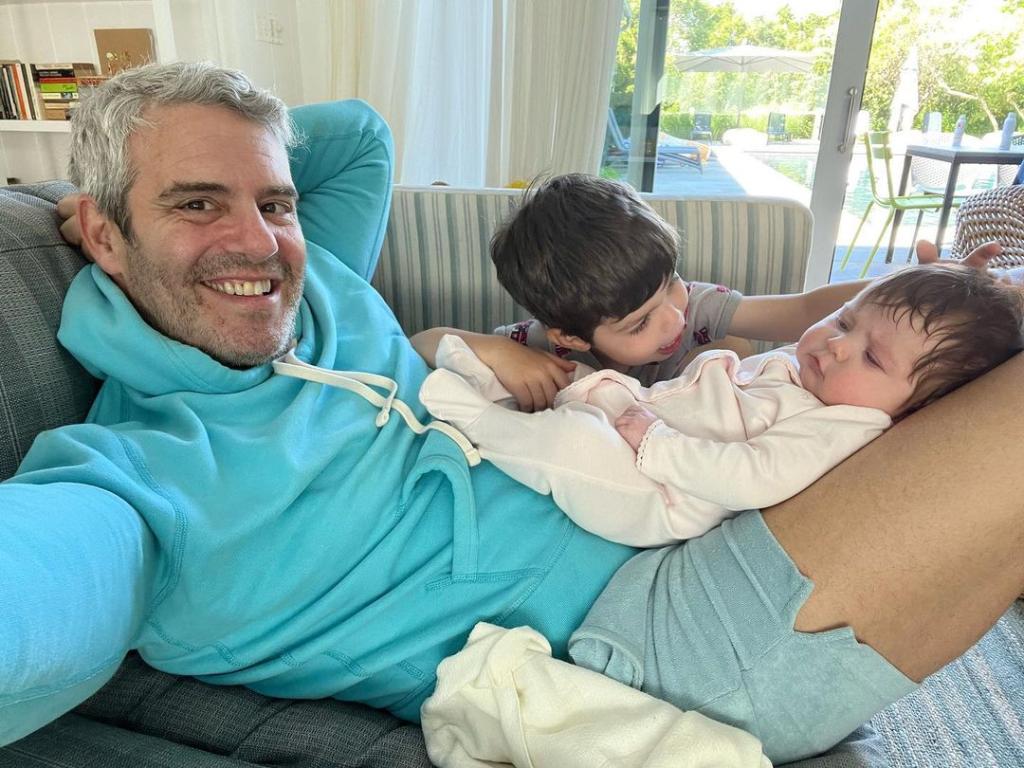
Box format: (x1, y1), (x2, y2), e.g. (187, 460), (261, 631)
(610, 0), (1022, 142)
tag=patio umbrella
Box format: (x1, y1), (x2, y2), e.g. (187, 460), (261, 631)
(674, 44), (815, 125)
(675, 44), (815, 74)
(888, 47), (919, 133)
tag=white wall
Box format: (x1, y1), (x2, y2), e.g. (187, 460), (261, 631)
(208, 0), (304, 106)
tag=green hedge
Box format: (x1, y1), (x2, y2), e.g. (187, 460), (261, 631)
(656, 112), (816, 141)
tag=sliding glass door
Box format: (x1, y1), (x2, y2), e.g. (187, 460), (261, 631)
(606, 0), (879, 286)
(805, 1), (878, 288)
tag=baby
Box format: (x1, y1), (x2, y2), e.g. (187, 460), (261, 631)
(420, 264), (1023, 546)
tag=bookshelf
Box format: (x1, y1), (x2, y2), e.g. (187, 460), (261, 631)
(0, 0), (318, 184)
(0, 0), (176, 182)
(0, 118), (71, 132)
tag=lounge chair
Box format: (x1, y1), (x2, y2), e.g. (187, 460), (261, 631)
(767, 111), (789, 142)
(690, 112), (712, 141)
(606, 109), (707, 173)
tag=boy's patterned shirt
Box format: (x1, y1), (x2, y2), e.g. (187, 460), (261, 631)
(494, 281), (743, 387)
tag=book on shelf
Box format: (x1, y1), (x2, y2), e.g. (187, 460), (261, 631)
(30, 62), (98, 121)
(0, 60), (103, 122)
(0, 61), (38, 120)
(40, 83), (80, 94)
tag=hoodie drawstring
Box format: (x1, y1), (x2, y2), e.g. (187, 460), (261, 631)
(272, 349), (481, 466)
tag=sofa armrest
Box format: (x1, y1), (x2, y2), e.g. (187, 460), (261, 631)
(0, 181), (98, 480)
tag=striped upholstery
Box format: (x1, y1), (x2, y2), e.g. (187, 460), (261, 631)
(373, 185), (813, 336)
(0, 182), (96, 481)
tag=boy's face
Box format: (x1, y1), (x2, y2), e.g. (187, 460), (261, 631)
(588, 274), (690, 369)
(795, 299), (936, 416)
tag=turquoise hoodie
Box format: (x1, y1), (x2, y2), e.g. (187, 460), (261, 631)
(0, 100), (635, 743)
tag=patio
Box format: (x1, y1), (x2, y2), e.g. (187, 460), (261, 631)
(645, 142), (992, 283)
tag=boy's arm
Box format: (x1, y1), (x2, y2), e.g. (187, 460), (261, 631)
(727, 280), (869, 342)
(728, 242), (1006, 343)
(411, 327), (495, 368)
(411, 326), (576, 412)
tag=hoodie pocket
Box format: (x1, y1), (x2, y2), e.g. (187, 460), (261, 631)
(400, 430), (479, 580)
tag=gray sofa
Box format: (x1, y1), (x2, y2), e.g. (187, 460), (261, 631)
(4, 180), (1020, 767)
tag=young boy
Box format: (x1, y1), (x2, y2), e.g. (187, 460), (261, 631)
(419, 265), (1024, 545)
(411, 173), (893, 412)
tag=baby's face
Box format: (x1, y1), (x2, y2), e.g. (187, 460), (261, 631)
(796, 300), (935, 416)
(588, 274), (689, 370)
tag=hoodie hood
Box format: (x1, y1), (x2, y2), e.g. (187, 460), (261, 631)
(57, 264), (312, 396)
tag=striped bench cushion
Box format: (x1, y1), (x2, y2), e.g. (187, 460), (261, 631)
(373, 186), (812, 336)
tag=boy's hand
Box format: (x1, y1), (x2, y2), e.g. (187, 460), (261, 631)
(615, 405), (658, 452)
(479, 339), (576, 412)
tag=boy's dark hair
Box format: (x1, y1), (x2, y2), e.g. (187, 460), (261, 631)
(491, 173), (678, 341)
(859, 264), (1024, 417)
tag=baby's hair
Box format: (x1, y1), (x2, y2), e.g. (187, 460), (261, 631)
(491, 174), (678, 341)
(859, 264), (1023, 416)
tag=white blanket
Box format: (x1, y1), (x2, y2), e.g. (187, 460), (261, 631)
(421, 622), (772, 768)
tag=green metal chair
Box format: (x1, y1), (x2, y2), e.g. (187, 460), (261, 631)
(840, 131), (963, 278)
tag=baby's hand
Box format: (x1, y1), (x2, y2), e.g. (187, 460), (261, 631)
(479, 339), (576, 412)
(615, 405), (658, 452)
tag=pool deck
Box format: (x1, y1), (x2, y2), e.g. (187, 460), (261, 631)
(649, 144), (969, 282)
(656, 145), (812, 201)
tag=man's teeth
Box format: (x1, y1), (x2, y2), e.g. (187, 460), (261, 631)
(208, 279), (272, 296)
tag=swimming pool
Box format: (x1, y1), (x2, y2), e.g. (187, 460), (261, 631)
(751, 151), (997, 219)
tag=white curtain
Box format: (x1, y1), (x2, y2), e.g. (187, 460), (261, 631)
(328, 0), (621, 187)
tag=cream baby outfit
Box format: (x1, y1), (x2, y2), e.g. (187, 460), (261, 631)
(419, 335), (891, 546)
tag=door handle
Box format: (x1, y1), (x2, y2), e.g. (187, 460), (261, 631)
(837, 86), (859, 153)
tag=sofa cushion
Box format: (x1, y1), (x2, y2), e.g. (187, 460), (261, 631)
(374, 186), (812, 339)
(0, 181), (98, 480)
(73, 653), (433, 767)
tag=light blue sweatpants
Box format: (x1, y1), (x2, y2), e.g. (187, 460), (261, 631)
(569, 510), (917, 764)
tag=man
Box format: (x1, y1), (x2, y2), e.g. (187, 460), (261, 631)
(2, 60), (634, 745)
(2, 63), (1023, 763)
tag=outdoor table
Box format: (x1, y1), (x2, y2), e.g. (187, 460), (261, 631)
(891, 144), (1024, 255)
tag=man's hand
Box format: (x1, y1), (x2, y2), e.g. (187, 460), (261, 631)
(478, 340), (576, 412)
(56, 193), (94, 261)
(915, 239), (1001, 270)
(615, 405), (658, 452)
(916, 239), (1024, 286)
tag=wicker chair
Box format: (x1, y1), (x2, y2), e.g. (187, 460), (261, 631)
(949, 184), (1024, 268)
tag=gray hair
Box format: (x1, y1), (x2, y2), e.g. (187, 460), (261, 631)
(68, 61), (296, 238)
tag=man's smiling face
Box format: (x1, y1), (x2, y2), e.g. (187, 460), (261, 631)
(106, 103), (306, 368)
